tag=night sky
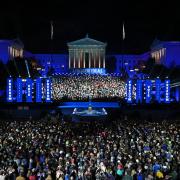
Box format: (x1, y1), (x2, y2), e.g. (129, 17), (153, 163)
(0, 0), (180, 54)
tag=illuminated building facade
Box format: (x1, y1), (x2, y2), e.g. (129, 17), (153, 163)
(0, 38), (24, 63)
(67, 34), (106, 69)
(0, 36), (180, 75)
(151, 39), (180, 67)
(35, 54), (68, 75)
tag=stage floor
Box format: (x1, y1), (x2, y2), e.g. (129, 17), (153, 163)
(72, 107), (107, 122)
(72, 107), (107, 117)
(57, 102), (120, 108)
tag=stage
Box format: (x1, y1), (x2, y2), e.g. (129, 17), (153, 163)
(57, 101), (120, 122)
(72, 107), (107, 116)
(0, 102), (179, 121)
(71, 106), (108, 122)
(57, 101), (120, 108)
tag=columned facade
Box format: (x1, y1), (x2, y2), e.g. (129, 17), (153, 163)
(68, 35), (107, 69)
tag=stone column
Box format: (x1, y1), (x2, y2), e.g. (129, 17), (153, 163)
(82, 50), (84, 68)
(96, 50), (98, 68)
(69, 50), (71, 68)
(80, 50), (82, 68)
(98, 49), (101, 68)
(83, 50), (85, 68)
(91, 50), (93, 68)
(100, 49), (103, 68)
(88, 50), (90, 68)
(69, 50), (70, 68)
(103, 49), (105, 68)
(78, 50), (80, 68)
(92, 50), (94, 68)
(73, 49), (76, 68)
(88, 49), (92, 68)
(93, 50), (96, 68)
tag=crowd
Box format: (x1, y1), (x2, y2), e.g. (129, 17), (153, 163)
(51, 74), (126, 100)
(0, 115), (179, 180)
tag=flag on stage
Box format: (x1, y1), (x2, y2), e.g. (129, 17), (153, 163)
(51, 21), (53, 40)
(123, 22), (125, 40)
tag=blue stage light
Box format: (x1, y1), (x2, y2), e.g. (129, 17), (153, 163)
(155, 79), (161, 103)
(26, 78), (33, 102)
(136, 80), (142, 103)
(126, 79), (132, 103)
(7, 78), (13, 102)
(145, 80), (152, 103)
(165, 79), (170, 103)
(16, 78), (23, 102)
(45, 78), (51, 102)
(36, 78), (42, 102)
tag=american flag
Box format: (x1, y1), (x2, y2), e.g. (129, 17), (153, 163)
(51, 21), (53, 40)
(123, 23), (125, 40)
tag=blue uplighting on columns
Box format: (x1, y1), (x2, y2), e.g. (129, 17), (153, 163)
(45, 78), (51, 102)
(155, 78), (161, 103)
(175, 87), (179, 102)
(136, 79), (142, 103)
(145, 80), (152, 104)
(126, 79), (132, 103)
(26, 78), (33, 102)
(16, 78), (23, 102)
(164, 79), (170, 103)
(7, 78), (13, 102)
(36, 78), (42, 103)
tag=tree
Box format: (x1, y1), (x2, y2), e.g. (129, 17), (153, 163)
(170, 66), (180, 80)
(142, 57), (155, 75)
(142, 57), (170, 79)
(106, 56), (116, 73)
(0, 60), (8, 89)
(6, 57), (41, 78)
(47, 66), (55, 77)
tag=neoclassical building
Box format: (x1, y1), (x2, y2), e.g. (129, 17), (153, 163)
(150, 39), (180, 67)
(33, 37), (180, 76)
(67, 34), (106, 69)
(0, 38), (24, 62)
(1, 35), (180, 76)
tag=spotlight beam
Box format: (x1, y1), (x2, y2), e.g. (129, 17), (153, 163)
(13, 59), (21, 77)
(25, 59), (31, 77)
